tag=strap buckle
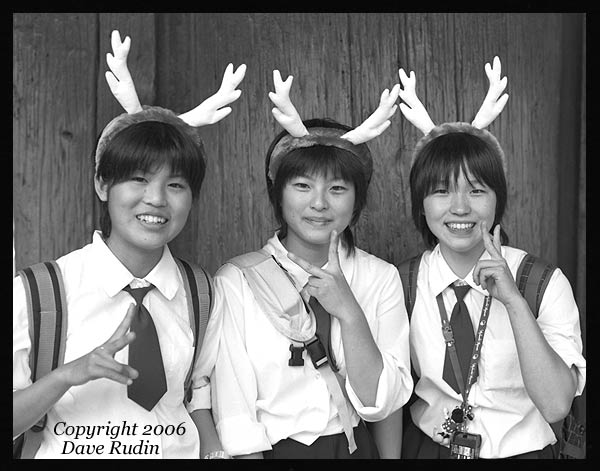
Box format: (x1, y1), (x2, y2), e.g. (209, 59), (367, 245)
(305, 336), (328, 369)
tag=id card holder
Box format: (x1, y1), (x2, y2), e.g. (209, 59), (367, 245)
(450, 432), (482, 459)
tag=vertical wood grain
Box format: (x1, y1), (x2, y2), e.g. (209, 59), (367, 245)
(13, 13), (97, 269)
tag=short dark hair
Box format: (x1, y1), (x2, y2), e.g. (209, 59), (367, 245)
(95, 120), (206, 237)
(265, 118), (371, 254)
(409, 132), (508, 248)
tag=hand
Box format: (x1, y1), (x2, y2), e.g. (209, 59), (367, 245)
(473, 222), (521, 305)
(104, 30), (143, 114)
(268, 69), (309, 137)
(61, 303), (139, 387)
(178, 63), (247, 127)
(287, 230), (360, 323)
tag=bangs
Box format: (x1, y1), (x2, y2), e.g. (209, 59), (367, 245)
(279, 145), (364, 184)
(96, 121), (205, 197)
(418, 133), (499, 193)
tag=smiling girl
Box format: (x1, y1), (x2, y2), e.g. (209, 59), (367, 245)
(209, 72), (413, 459)
(397, 58), (586, 459)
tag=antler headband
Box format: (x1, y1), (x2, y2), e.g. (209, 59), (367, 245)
(95, 30), (246, 171)
(398, 56), (509, 173)
(266, 69), (400, 182)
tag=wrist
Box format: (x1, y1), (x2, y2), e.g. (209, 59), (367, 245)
(203, 450), (230, 459)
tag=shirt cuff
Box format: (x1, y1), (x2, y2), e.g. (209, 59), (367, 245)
(186, 381), (211, 413)
(216, 415), (272, 457)
(344, 354), (412, 421)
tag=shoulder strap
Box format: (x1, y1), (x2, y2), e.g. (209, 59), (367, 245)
(16, 261), (68, 458)
(515, 253), (556, 318)
(174, 258), (213, 404)
(397, 253), (423, 320)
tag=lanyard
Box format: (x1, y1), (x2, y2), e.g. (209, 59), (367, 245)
(435, 291), (492, 405)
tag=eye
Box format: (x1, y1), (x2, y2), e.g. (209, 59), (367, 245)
(291, 181), (310, 190)
(431, 187), (448, 195)
(169, 180), (188, 190)
(330, 185), (348, 193)
(130, 175), (147, 183)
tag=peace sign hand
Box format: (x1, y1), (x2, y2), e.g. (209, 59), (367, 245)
(287, 230), (361, 323)
(60, 304), (139, 387)
(473, 222), (521, 305)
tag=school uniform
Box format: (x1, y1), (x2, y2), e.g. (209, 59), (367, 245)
(211, 232), (413, 458)
(403, 244), (586, 459)
(13, 231), (221, 459)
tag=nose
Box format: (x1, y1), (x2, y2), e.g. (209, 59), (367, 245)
(310, 189), (329, 211)
(144, 182), (167, 207)
(450, 191), (470, 215)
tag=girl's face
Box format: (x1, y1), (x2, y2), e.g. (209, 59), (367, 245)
(281, 172), (355, 255)
(95, 164), (192, 262)
(423, 167), (496, 262)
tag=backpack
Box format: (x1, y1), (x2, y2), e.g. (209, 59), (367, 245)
(397, 252), (585, 459)
(13, 258), (213, 459)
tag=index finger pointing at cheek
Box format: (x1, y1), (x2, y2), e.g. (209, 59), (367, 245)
(328, 230), (341, 269)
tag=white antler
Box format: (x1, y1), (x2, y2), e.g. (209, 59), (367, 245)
(104, 30), (143, 114)
(341, 84), (400, 144)
(471, 56), (509, 129)
(398, 68), (436, 135)
(178, 63), (247, 127)
(268, 70), (309, 137)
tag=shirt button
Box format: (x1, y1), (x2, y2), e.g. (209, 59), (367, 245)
(315, 372), (321, 379)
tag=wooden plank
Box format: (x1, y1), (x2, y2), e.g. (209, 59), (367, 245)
(13, 13), (97, 270)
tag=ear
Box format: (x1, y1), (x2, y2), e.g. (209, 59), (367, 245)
(94, 175), (110, 202)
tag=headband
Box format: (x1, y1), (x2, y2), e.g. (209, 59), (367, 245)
(95, 30), (246, 171)
(266, 69), (399, 182)
(398, 56), (509, 173)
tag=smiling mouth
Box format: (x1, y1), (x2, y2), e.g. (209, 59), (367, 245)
(445, 222), (476, 232)
(137, 214), (168, 225)
(304, 217), (332, 226)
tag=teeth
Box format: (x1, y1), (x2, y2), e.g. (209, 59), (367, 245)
(137, 214), (167, 224)
(447, 223), (474, 231)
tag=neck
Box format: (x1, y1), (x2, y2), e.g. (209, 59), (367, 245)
(281, 235), (329, 268)
(105, 238), (163, 279)
(439, 244), (485, 280)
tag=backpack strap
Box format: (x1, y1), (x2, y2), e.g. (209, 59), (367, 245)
(15, 261), (68, 458)
(397, 253), (423, 319)
(174, 258), (213, 405)
(515, 253), (556, 319)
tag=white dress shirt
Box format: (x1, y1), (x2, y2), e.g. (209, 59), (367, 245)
(13, 231), (221, 458)
(409, 244), (586, 458)
(211, 233), (413, 457)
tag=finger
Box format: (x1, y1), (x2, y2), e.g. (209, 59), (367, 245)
(104, 330), (136, 356)
(492, 224), (502, 254)
(327, 229), (341, 270)
(95, 353), (139, 380)
(287, 252), (327, 277)
(110, 30), (122, 53)
(481, 221), (500, 259)
(106, 303), (137, 344)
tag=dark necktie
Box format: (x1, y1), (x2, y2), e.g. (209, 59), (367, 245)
(442, 284), (475, 394)
(123, 284), (167, 411)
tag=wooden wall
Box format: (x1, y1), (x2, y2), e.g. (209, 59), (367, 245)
(13, 12), (585, 305)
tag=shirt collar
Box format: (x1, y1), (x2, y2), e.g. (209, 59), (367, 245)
(263, 232), (355, 290)
(91, 231), (180, 300)
(428, 244), (494, 297)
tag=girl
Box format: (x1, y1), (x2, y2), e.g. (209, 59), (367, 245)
(13, 31), (245, 459)
(397, 57), (586, 458)
(210, 70), (413, 459)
